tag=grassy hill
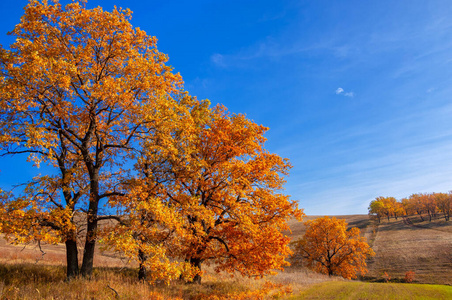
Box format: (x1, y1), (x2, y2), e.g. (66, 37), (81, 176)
(365, 215), (452, 285)
(0, 214), (451, 299)
(287, 214), (452, 285)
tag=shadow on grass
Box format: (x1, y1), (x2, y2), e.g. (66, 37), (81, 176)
(360, 275), (412, 284)
(373, 215), (451, 233)
(347, 219), (371, 230)
(0, 263), (139, 286)
(0, 263), (66, 285)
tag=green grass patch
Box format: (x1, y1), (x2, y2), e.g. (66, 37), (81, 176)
(291, 281), (452, 300)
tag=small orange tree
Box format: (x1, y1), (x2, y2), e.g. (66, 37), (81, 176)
(293, 216), (374, 279)
(380, 196), (397, 221)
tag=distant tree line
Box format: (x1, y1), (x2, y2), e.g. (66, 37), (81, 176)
(368, 192), (452, 222)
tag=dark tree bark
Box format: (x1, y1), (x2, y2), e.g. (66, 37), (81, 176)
(65, 239), (79, 279)
(138, 249), (147, 281)
(80, 206), (98, 277)
(80, 140), (100, 278)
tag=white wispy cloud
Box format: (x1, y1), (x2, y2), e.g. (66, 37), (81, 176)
(335, 87), (344, 94)
(335, 87), (354, 97)
(211, 53), (226, 67)
(293, 140), (452, 215)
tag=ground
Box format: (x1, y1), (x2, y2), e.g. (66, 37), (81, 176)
(1, 213), (451, 299)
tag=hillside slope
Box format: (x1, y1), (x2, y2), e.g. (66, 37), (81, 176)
(287, 214), (452, 285)
(366, 216), (452, 285)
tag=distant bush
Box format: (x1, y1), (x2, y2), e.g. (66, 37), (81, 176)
(404, 270), (416, 283)
(382, 272), (391, 283)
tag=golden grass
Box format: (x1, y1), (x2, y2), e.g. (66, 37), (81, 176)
(0, 232), (335, 299)
(0, 263), (175, 300)
(0, 262), (335, 299)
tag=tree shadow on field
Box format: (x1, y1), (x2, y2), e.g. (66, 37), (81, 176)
(0, 264), (137, 286)
(373, 219), (424, 232)
(0, 263), (65, 285)
(375, 217), (452, 233)
(347, 219), (371, 230)
(410, 219), (452, 232)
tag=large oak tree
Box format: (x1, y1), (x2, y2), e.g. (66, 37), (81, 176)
(0, 0), (183, 279)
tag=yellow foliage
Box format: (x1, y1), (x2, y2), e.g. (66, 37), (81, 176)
(0, 0), (186, 279)
(118, 103), (304, 282)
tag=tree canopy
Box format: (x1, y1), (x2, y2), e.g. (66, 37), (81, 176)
(103, 102), (303, 283)
(0, 0), (184, 278)
(369, 192), (451, 222)
(293, 216), (374, 279)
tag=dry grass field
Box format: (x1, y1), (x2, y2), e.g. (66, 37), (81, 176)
(0, 213), (451, 299)
(287, 214), (452, 285)
(365, 215), (452, 285)
(0, 233), (335, 299)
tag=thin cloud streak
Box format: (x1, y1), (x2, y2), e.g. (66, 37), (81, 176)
(290, 142), (452, 215)
(278, 98), (452, 215)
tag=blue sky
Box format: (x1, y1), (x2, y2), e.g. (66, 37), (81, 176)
(2, 0), (452, 215)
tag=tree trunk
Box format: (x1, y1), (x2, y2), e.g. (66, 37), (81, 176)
(81, 204), (98, 277)
(418, 212), (424, 221)
(190, 258), (202, 284)
(80, 164), (100, 278)
(65, 239), (79, 279)
(138, 249), (147, 281)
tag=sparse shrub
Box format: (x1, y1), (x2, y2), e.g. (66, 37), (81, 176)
(404, 271), (415, 283)
(382, 272), (391, 282)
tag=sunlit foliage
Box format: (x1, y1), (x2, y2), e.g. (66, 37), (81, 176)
(0, 0), (183, 279)
(103, 100), (303, 283)
(369, 192), (452, 222)
(293, 216), (374, 279)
